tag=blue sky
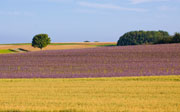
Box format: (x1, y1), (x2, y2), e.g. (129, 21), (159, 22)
(0, 0), (180, 43)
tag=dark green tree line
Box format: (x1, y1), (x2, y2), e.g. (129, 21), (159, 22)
(117, 30), (170, 46)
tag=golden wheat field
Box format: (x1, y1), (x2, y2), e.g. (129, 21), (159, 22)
(0, 75), (180, 112)
(0, 42), (116, 52)
(0, 45), (94, 52)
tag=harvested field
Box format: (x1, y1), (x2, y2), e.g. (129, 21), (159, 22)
(0, 42), (116, 52)
(0, 45), (96, 52)
(0, 44), (180, 78)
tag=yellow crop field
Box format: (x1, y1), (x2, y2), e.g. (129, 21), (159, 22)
(0, 42), (116, 53)
(0, 45), (96, 52)
(0, 75), (180, 112)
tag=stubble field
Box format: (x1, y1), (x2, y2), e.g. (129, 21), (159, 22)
(0, 42), (116, 52)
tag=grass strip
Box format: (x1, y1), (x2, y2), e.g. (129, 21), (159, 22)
(0, 49), (15, 54)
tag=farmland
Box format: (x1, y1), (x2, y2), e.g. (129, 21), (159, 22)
(0, 43), (180, 112)
(0, 42), (116, 53)
(0, 49), (14, 54)
(0, 43), (180, 78)
(0, 76), (180, 112)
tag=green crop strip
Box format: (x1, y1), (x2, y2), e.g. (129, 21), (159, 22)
(0, 49), (15, 54)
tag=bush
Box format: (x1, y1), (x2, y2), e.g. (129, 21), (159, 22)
(84, 41), (90, 42)
(117, 30), (170, 46)
(155, 32), (180, 44)
(32, 34), (51, 50)
(172, 33), (180, 43)
(155, 36), (173, 44)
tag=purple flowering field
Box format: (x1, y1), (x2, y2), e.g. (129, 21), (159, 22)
(0, 44), (180, 78)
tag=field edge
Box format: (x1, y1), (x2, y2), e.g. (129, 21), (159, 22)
(0, 75), (180, 82)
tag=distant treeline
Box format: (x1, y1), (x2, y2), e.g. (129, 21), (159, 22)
(117, 30), (180, 46)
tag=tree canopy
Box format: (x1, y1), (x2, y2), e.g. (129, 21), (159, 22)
(32, 34), (51, 50)
(172, 33), (180, 43)
(117, 30), (170, 46)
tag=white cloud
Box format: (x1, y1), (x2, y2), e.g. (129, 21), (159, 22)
(0, 11), (21, 16)
(0, 11), (34, 16)
(130, 0), (169, 4)
(75, 9), (98, 14)
(47, 0), (74, 3)
(158, 5), (177, 11)
(78, 2), (147, 12)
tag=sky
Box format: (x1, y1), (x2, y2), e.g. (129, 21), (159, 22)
(0, 0), (180, 43)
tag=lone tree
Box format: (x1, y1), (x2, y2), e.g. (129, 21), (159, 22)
(32, 34), (51, 50)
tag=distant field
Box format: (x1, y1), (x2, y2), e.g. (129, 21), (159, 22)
(0, 42), (116, 53)
(0, 42), (116, 46)
(0, 75), (179, 112)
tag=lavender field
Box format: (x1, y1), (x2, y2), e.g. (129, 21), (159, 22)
(0, 44), (180, 78)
